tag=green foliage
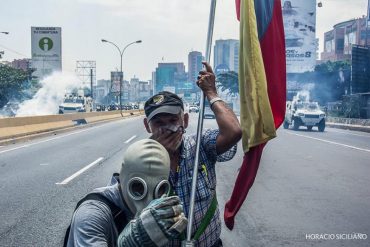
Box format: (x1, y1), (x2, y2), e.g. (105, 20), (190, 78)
(0, 65), (34, 108)
(342, 95), (361, 118)
(216, 71), (239, 96)
(315, 60), (350, 73)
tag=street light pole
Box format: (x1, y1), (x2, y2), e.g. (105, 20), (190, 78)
(101, 39), (142, 115)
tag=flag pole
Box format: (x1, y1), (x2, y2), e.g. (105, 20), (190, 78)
(182, 0), (217, 246)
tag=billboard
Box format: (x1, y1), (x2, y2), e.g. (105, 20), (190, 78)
(31, 27), (62, 79)
(282, 0), (316, 73)
(351, 45), (370, 94)
(111, 71), (123, 95)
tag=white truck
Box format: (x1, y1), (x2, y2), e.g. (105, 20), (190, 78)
(59, 93), (92, 114)
(284, 95), (326, 132)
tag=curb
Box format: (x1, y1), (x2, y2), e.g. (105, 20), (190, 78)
(327, 122), (370, 133)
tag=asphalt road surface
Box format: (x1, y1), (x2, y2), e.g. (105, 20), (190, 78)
(0, 114), (369, 247)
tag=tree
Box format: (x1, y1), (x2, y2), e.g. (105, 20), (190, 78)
(216, 71), (239, 96)
(0, 65), (34, 108)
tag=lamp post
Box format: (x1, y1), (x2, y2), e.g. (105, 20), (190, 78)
(101, 39), (142, 115)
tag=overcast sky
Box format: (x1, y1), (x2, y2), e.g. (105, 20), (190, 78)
(0, 0), (368, 81)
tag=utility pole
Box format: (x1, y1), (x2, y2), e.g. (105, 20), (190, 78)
(366, 0), (370, 46)
(90, 68), (94, 110)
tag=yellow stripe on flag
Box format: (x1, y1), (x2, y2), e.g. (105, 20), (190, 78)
(239, 0), (276, 152)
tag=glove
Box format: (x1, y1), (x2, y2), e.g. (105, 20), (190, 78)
(117, 195), (188, 247)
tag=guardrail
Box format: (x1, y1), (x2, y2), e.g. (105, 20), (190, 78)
(0, 110), (143, 141)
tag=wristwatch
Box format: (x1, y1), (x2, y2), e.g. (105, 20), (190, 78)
(209, 97), (223, 108)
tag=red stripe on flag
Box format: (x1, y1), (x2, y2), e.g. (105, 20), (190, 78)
(235, 0), (241, 21)
(224, 144), (265, 230)
(224, 0), (286, 230)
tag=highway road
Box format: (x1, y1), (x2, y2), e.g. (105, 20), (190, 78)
(0, 114), (369, 247)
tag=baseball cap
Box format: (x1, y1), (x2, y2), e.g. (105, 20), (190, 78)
(144, 91), (184, 121)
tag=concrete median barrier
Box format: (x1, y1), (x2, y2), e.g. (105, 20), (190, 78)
(0, 110), (143, 142)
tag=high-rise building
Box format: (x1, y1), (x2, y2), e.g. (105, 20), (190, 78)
(95, 79), (110, 103)
(213, 39), (239, 74)
(188, 51), (203, 83)
(155, 63), (186, 94)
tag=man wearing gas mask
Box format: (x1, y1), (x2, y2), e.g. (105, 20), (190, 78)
(66, 139), (187, 247)
(143, 62), (242, 247)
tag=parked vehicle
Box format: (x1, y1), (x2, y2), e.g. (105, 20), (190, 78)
(189, 105), (199, 113)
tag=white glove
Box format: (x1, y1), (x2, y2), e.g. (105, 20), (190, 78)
(117, 196), (188, 247)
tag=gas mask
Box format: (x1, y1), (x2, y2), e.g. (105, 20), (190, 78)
(119, 139), (171, 216)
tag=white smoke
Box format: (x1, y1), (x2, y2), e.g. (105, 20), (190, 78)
(294, 90), (311, 102)
(16, 72), (82, 116)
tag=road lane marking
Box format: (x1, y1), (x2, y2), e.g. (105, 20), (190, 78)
(286, 132), (370, 153)
(124, 135), (137, 144)
(56, 157), (104, 185)
(40, 163), (50, 166)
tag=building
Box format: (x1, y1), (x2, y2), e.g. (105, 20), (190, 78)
(321, 17), (369, 62)
(95, 79), (110, 103)
(151, 71), (156, 94)
(154, 63), (186, 94)
(213, 39), (239, 74)
(188, 51), (203, 83)
(11, 59), (31, 71)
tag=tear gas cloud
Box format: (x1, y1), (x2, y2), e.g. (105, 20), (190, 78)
(15, 72), (82, 117)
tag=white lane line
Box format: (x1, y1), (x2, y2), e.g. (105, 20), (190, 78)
(56, 157), (104, 185)
(0, 124), (109, 155)
(40, 163), (50, 166)
(286, 132), (370, 153)
(125, 135), (137, 144)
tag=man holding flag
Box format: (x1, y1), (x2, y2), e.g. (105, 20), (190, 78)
(143, 62), (242, 246)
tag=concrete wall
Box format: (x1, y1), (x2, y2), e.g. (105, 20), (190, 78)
(0, 110), (143, 140)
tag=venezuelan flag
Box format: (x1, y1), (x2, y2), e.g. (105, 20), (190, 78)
(224, 0), (286, 230)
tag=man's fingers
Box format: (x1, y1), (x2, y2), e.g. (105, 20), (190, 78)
(153, 196), (181, 209)
(202, 61), (214, 74)
(155, 204), (183, 219)
(167, 213), (188, 235)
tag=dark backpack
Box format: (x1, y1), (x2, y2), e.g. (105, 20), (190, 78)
(63, 186), (130, 246)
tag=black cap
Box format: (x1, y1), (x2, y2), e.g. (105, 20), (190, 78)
(144, 91), (184, 121)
